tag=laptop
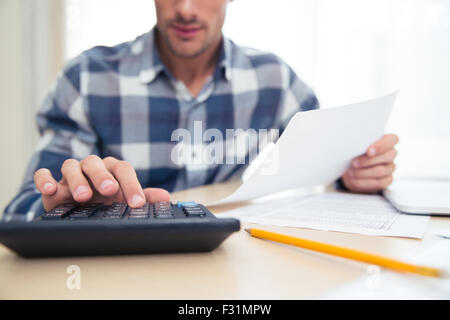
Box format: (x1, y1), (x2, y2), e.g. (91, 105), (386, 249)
(383, 178), (450, 215)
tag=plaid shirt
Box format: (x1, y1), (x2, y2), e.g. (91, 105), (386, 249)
(3, 28), (319, 221)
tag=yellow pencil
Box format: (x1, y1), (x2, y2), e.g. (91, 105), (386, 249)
(245, 228), (446, 278)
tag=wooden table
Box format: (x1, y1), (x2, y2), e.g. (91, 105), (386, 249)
(0, 181), (448, 299)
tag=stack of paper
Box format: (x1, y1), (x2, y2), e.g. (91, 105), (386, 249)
(219, 192), (429, 238)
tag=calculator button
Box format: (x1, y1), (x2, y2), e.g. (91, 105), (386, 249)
(177, 201), (197, 208)
(103, 203), (127, 220)
(184, 207), (206, 217)
(153, 202), (174, 219)
(154, 202), (171, 210)
(128, 203), (149, 219)
(154, 211), (174, 218)
(154, 214), (174, 219)
(154, 203), (173, 215)
(128, 215), (149, 219)
(129, 203), (149, 213)
(68, 203), (102, 220)
(41, 203), (76, 220)
(186, 212), (205, 218)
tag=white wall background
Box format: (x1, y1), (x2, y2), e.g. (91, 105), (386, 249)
(0, 0), (27, 216)
(0, 0), (64, 215)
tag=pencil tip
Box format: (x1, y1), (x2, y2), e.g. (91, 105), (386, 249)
(244, 228), (251, 234)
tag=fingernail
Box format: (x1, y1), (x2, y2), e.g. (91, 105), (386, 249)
(43, 182), (54, 193)
(130, 194), (144, 207)
(75, 185), (90, 197)
(100, 179), (114, 191)
(368, 147), (377, 157)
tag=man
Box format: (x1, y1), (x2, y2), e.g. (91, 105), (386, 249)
(4, 0), (398, 221)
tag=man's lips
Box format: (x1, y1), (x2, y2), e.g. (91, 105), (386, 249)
(171, 25), (203, 39)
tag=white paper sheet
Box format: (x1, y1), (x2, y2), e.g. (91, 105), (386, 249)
(219, 192), (430, 238)
(319, 239), (450, 299)
(214, 92), (398, 205)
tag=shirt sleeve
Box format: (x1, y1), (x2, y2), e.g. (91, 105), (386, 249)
(3, 58), (99, 222)
(277, 64), (319, 134)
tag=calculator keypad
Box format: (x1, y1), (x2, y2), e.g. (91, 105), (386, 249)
(40, 202), (209, 221)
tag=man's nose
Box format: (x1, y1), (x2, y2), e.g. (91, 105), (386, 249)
(175, 0), (198, 23)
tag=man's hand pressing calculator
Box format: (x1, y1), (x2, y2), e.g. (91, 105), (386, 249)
(33, 155), (170, 212)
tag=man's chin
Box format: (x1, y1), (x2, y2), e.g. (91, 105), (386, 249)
(169, 44), (209, 59)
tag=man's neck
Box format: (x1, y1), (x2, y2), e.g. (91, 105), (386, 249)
(155, 30), (222, 97)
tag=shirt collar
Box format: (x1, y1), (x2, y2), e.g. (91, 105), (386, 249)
(137, 27), (231, 84)
(137, 28), (165, 84)
(216, 35), (232, 82)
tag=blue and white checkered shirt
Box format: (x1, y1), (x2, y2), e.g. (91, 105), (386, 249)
(4, 27), (319, 221)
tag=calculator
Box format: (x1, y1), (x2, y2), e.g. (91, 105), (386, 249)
(0, 201), (240, 258)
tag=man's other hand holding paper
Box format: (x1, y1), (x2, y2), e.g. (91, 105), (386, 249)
(342, 134), (399, 193)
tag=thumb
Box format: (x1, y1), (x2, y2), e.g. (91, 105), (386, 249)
(143, 188), (171, 203)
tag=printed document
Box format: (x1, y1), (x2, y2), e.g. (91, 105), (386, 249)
(219, 192), (429, 239)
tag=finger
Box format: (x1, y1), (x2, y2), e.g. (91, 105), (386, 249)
(366, 134), (399, 158)
(103, 156), (120, 171)
(349, 163), (396, 179)
(34, 168), (58, 196)
(352, 149), (397, 169)
(143, 188), (171, 203)
(41, 183), (73, 212)
(61, 159), (93, 202)
(80, 155), (119, 196)
(109, 160), (146, 208)
(343, 174), (393, 193)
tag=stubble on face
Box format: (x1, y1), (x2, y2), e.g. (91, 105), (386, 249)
(154, 1), (227, 59)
